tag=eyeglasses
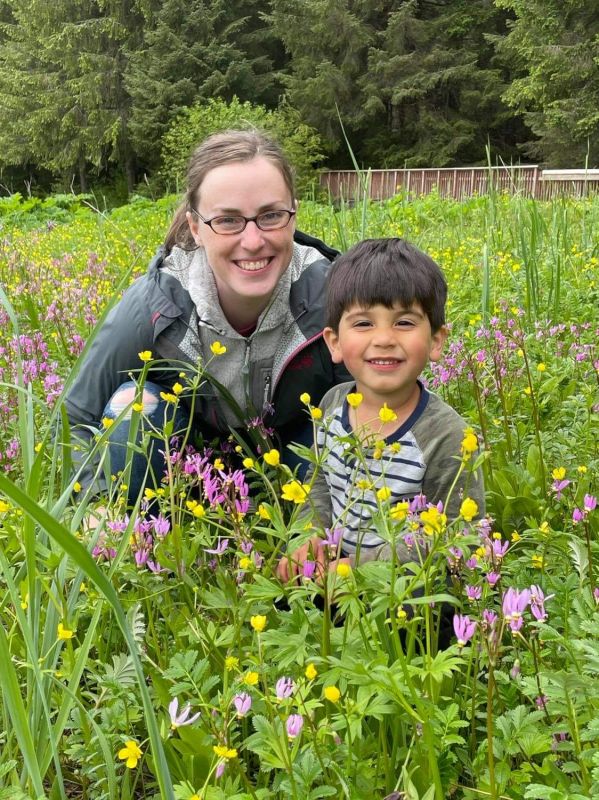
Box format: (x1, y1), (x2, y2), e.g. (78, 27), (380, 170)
(192, 208), (296, 235)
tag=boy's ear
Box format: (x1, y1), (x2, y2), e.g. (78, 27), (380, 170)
(323, 327), (344, 364)
(429, 325), (448, 362)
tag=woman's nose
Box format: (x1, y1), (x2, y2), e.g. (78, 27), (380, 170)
(239, 220), (266, 250)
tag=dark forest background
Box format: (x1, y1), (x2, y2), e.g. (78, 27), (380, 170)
(1, 0), (598, 200)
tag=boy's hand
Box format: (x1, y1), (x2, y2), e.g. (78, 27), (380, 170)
(276, 535), (327, 583)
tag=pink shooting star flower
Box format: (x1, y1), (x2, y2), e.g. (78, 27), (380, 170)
(552, 479), (570, 500)
(286, 713), (304, 739)
(482, 609), (498, 628)
(486, 572), (500, 587)
(151, 514), (170, 537)
(233, 693), (252, 717)
(529, 584), (553, 622)
(465, 585), (482, 601)
(502, 587), (531, 632)
(491, 539), (509, 560)
(275, 677), (295, 700)
(453, 614), (476, 647)
(205, 538), (229, 556)
(302, 560), (316, 579)
(169, 698), (201, 729)
(584, 494), (597, 512)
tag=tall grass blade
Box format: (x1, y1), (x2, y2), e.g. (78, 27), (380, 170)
(0, 475), (175, 799)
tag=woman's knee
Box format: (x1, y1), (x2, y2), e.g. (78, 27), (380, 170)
(106, 381), (162, 419)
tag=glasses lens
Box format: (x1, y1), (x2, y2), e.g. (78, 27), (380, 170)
(257, 210), (291, 230)
(211, 216), (245, 234)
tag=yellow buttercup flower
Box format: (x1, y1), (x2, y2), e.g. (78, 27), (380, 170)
(213, 745), (237, 759)
(390, 501), (409, 521)
(225, 656), (239, 671)
(461, 429), (478, 459)
(244, 671), (259, 686)
(263, 449), (280, 467)
(577, 465), (588, 474)
(210, 341), (227, 356)
(257, 504), (271, 520)
(57, 623), (75, 641)
(376, 486), (391, 502)
(379, 403), (397, 423)
(160, 392), (177, 403)
(336, 563), (351, 578)
(281, 481), (310, 504)
(239, 557), (252, 570)
(347, 392), (363, 408)
(356, 479), (372, 491)
(172, 382), (184, 395)
(323, 685), (341, 703)
(305, 663), (318, 680)
(300, 392), (311, 404)
(0, 500), (11, 513)
(420, 507), (447, 535)
(511, 531), (521, 542)
(132, 402), (144, 412)
(532, 554), (544, 569)
(138, 350), (152, 362)
(310, 407), (323, 420)
(250, 615), (267, 633)
(118, 740), (142, 769)
(242, 457), (254, 469)
(536, 363), (546, 372)
(102, 417), (114, 429)
(213, 458), (224, 470)
(551, 467), (566, 480)
(73, 482), (82, 494)
(192, 505), (206, 518)
(460, 497), (479, 522)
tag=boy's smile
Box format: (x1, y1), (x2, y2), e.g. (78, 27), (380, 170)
(324, 302), (447, 412)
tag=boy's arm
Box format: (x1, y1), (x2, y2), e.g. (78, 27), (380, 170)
(417, 394), (485, 521)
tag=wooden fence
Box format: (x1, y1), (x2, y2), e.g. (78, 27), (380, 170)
(319, 166), (599, 201)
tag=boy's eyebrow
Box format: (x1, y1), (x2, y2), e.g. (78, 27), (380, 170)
(344, 305), (425, 319)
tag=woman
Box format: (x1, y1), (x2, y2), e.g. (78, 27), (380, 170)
(66, 129), (350, 499)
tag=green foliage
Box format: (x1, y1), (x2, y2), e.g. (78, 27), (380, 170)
(496, 0), (599, 166)
(0, 192), (598, 798)
(160, 96), (325, 196)
(125, 0), (283, 176)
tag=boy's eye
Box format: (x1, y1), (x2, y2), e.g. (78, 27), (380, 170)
(396, 319), (415, 327)
(352, 320), (372, 328)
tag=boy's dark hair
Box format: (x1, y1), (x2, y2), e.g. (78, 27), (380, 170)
(326, 238), (447, 332)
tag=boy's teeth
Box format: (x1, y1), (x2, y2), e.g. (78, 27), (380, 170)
(237, 259), (269, 271)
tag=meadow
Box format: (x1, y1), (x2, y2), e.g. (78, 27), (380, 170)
(0, 188), (597, 800)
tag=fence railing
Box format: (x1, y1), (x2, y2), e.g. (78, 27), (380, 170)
(319, 166), (599, 201)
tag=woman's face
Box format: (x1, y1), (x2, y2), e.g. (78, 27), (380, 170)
(187, 157), (296, 325)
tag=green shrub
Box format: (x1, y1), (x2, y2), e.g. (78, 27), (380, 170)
(159, 97), (325, 197)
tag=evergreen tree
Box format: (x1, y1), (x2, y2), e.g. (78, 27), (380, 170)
(269, 0), (523, 167)
(126, 0), (284, 175)
(495, 0), (599, 166)
(0, 0), (143, 191)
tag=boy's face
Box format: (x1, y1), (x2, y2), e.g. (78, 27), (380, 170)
(324, 303), (447, 405)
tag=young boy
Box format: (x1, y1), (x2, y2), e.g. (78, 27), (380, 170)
(277, 237), (484, 580)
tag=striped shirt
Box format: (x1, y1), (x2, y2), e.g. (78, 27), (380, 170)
(312, 382), (485, 559)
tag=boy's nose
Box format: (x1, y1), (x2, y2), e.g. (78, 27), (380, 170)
(372, 327), (395, 346)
